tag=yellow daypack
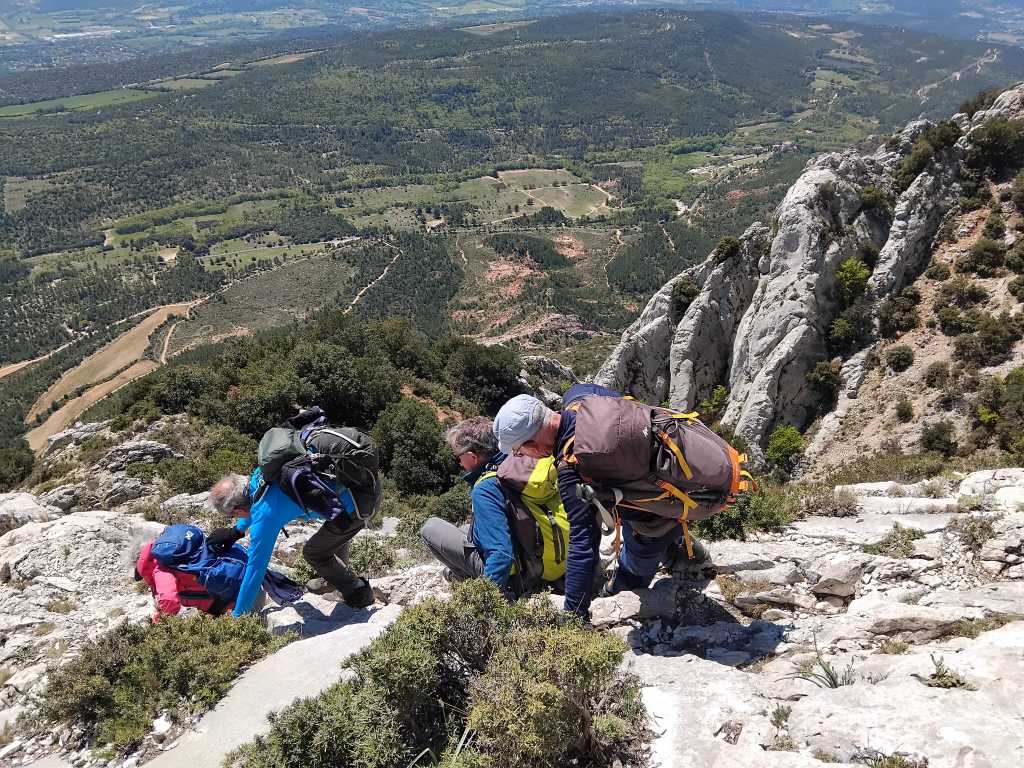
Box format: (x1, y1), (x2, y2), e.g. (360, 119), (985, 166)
(477, 455), (570, 584)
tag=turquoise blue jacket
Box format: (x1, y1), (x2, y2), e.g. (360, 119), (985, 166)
(231, 468), (352, 616)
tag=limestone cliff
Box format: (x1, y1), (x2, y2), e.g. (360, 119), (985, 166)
(598, 84), (1024, 465)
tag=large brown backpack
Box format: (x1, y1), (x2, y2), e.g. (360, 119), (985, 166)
(561, 395), (752, 556)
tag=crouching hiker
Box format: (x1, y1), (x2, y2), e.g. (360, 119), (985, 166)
(133, 524), (247, 621)
(420, 416), (569, 597)
(493, 385), (750, 620)
(207, 407), (381, 617)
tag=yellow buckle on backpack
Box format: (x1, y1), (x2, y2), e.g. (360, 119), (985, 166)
(656, 480), (698, 559)
(658, 430), (693, 480)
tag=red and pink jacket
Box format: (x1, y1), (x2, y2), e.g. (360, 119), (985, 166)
(136, 540), (229, 621)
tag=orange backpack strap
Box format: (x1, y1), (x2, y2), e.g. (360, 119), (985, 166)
(655, 480), (698, 559)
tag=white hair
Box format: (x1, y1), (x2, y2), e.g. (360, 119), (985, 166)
(210, 473), (251, 518)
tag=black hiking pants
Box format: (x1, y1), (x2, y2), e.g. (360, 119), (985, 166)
(302, 514), (366, 595)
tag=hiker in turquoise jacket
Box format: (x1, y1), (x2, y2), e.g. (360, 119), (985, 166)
(207, 468), (374, 616)
(419, 417), (518, 594)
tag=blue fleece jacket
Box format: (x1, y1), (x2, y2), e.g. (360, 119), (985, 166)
(231, 468), (350, 616)
(466, 453), (515, 590)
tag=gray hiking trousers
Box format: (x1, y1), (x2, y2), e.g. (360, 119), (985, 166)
(302, 514), (366, 595)
(419, 517), (485, 581)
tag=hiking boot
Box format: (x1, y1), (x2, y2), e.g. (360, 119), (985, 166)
(342, 578), (375, 609)
(666, 537), (712, 579)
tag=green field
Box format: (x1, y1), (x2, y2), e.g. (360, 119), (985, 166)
(528, 184), (609, 218)
(153, 78), (220, 91)
(497, 168), (580, 189)
(0, 88), (158, 117)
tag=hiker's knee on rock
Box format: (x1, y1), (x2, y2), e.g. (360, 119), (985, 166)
(419, 516), (446, 548)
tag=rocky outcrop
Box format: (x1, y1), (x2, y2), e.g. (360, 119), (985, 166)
(599, 83), (1024, 464)
(0, 492), (60, 536)
(95, 441), (180, 472)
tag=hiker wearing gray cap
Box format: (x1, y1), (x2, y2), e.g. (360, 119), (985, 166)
(493, 383), (690, 619)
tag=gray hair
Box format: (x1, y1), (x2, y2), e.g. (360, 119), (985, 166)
(445, 416), (498, 457)
(210, 473), (251, 518)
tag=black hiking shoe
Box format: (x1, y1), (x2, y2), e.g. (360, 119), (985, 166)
(342, 578), (375, 609)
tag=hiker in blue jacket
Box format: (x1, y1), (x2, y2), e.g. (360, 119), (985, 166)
(419, 416), (520, 595)
(207, 469), (374, 616)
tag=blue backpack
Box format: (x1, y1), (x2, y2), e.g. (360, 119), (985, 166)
(150, 524), (248, 602)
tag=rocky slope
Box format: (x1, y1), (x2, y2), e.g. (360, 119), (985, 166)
(2, 426), (1024, 767)
(597, 84), (1024, 467)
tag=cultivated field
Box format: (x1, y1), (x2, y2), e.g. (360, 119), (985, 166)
(27, 302), (194, 421)
(166, 252), (358, 356)
(26, 360), (157, 452)
(0, 88), (157, 118)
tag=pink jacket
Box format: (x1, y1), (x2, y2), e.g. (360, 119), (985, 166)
(136, 540), (221, 621)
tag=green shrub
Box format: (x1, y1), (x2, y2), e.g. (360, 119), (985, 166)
(0, 442), (33, 492)
(937, 275), (989, 308)
(878, 287), (920, 338)
(896, 399), (914, 423)
(714, 236), (742, 262)
(373, 398), (453, 496)
(836, 258), (871, 307)
(860, 243), (881, 269)
(858, 186), (888, 211)
(697, 384), (729, 423)
(863, 523), (925, 557)
(924, 362), (950, 388)
(921, 420), (958, 457)
(953, 311), (1024, 366)
(972, 367), (1024, 461)
(1013, 169), (1024, 212)
(1006, 244), (1024, 273)
(956, 238), (1005, 277)
(38, 615), (287, 751)
(441, 340), (521, 414)
(692, 488), (792, 541)
(983, 212), (1006, 240)
(936, 306), (975, 336)
(765, 425), (805, 471)
(347, 536), (398, 577)
(968, 118), (1024, 173)
(1010, 276), (1024, 301)
(395, 482), (472, 545)
(895, 137), (934, 192)
(671, 276), (700, 316)
(829, 301), (873, 354)
(226, 581), (644, 768)
(924, 262), (951, 281)
(886, 345), (915, 372)
(806, 360), (842, 409)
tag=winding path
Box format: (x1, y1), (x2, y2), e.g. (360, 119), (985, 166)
(344, 245), (401, 315)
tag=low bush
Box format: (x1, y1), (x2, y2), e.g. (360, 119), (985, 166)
(921, 420), (958, 456)
(1009, 244), (1024, 274)
(948, 515), (997, 552)
(858, 187), (888, 211)
(967, 117), (1024, 174)
(692, 488), (792, 541)
(863, 523), (925, 557)
(38, 615), (287, 751)
(983, 212), (1006, 240)
(671, 276), (700, 316)
(956, 238), (1005, 277)
(347, 536), (398, 577)
(953, 311), (1024, 367)
(1013, 168), (1024, 212)
(836, 258), (871, 307)
(936, 306), (976, 336)
(896, 399), (914, 423)
(765, 425), (805, 472)
(714, 236), (742, 262)
(829, 301), (873, 354)
(806, 360), (842, 410)
(886, 346), (915, 372)
(895, 137), (935, 192)
(924, 361), (950, 388)
(226, 581), (646, 768)
(924, 262), (951, 281)
(969, 367), (1024, 461)
(960, 88), (1000, 119)
(937, 276), (989, 308)
(1010, 276), (1024, 301)
(878, 288), (920, 338)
